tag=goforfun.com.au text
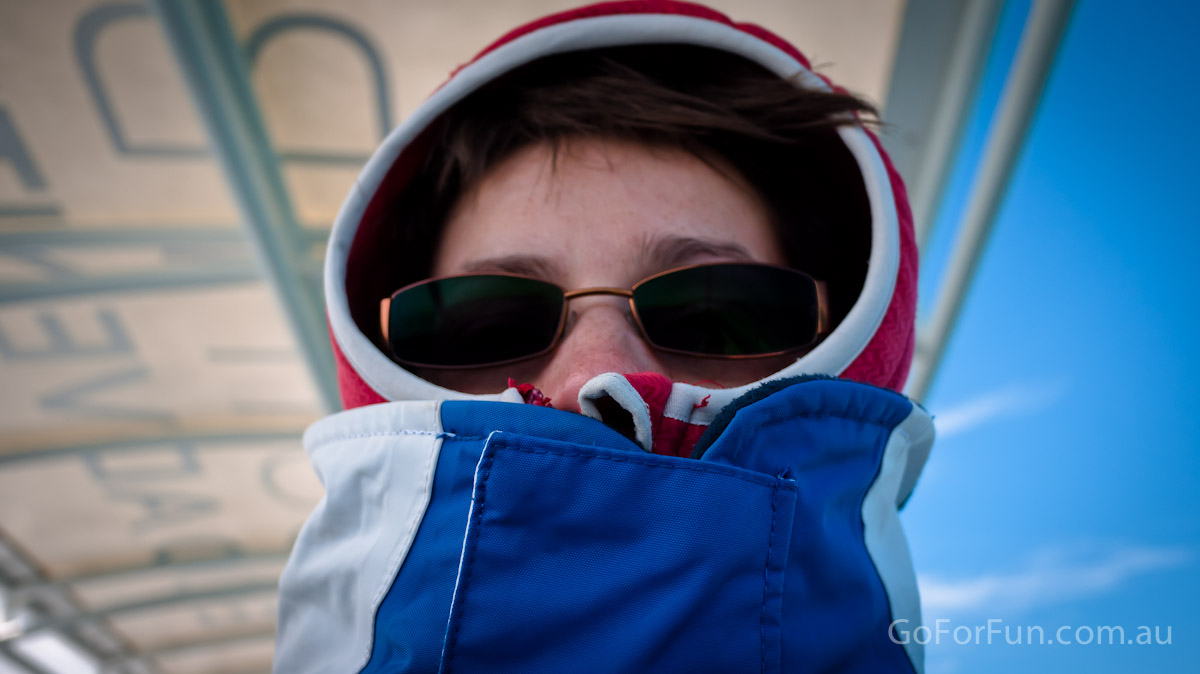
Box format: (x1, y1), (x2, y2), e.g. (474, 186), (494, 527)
(889, 619), (1173, 647)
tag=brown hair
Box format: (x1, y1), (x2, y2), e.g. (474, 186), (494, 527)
(360, 45), (877, 342)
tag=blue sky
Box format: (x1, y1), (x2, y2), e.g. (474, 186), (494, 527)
(901, 0), (1200, 671)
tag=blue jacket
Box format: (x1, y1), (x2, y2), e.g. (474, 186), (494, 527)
(275, 377), (933, 673)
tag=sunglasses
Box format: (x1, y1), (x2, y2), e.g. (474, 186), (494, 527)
(379, 262), (829, 369)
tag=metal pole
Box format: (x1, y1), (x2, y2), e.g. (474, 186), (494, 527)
(909, 0), (1004, 249)
(907, 0), (1077, 401)
(146, 0), (340, 411)
(0, 534), (141, 674)
(882, 0), (1003, 251)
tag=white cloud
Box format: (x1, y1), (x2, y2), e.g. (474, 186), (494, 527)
(919, 543), (1192, 618)
(932, 379), (1069, 439)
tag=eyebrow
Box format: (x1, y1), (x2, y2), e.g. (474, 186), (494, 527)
(459, 255), (562, 279)
(644, 234), (756, 270)
(455, 235), (755, 282)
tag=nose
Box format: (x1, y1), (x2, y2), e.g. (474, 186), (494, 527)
(537, 298), (663, 412)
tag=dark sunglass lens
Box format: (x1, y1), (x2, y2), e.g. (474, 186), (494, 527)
(633, 264), (819, 356)
(388, 276), (563, 366)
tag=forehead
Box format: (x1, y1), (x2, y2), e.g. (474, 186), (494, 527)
(432, 138), (784, 284)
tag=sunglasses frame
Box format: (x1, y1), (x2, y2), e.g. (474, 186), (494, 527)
(380, 262), (829, 369)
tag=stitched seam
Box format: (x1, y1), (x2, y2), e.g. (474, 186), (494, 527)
(761, 480), (780, 674)
(310, 430), (488, 452)
(492, 442), (779, 488)
(441, 448), (494, 673)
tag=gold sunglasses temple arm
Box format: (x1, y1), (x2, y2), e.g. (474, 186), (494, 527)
(380, 296), (391, 343)
(814, 280), (830, 336)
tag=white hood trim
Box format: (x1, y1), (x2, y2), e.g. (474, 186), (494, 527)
(326, 13), (899, 404)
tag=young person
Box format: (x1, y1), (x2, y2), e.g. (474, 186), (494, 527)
(275, 2), (934, 672)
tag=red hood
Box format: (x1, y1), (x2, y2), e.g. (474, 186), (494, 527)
(324, 0), (918, 418)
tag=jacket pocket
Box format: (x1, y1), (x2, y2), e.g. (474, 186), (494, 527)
(439, 432), (796, 674)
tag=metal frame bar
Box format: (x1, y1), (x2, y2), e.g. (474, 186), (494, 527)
(15, 551), (289, 594)
(0, 270), (262, 303)
(0, 534), (150, 674)
(0, 641), (56, 674)
(146, 0), (339, 412)
(0, 228), (248, 247)
(0, 431), (303, 468)
(0, 227), (265, 302)
(907, 0), (1078, 400)
(882, 0), (1002, 248)
(101, 629), (275, 674)
(19, 583), (277, 635)
(884, 0), (1004, 249)
(5, 544), (289, 674)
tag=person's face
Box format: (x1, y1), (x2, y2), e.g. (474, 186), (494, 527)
(420, 137), (795, 411)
